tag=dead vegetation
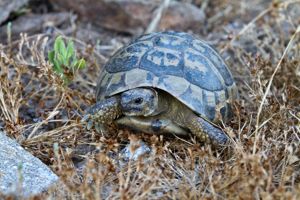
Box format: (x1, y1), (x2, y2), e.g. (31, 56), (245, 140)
(0, 0), (300, 199)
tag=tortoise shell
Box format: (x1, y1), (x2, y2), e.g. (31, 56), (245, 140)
(96, 31), (238, 122)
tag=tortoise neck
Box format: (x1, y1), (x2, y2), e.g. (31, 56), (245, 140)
(147, 90), (170, 116)
(158, 92), (170, 113)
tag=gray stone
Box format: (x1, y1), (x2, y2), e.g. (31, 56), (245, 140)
(119, 140), (151, 162)
(0, 12), (71, 41)
(0, 132), (58, 197)
(49, 0), (205, 34)
(0, 0), (28, 24)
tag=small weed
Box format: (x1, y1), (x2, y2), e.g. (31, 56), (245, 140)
(48, 36), (86, 85)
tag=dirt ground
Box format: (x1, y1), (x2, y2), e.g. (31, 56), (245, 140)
(0, 0), (300, 199)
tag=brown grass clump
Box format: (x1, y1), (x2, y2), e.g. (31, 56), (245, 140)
(0, 0), (300, 199)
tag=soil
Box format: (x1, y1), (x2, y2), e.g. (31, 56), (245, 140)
(0, 0), (300, 199)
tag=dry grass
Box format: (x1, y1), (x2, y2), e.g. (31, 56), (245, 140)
(0, 0), (300, 199)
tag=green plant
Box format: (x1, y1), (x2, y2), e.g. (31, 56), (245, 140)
(48, 36), (86, 84)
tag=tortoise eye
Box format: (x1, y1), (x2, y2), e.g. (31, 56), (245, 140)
(134, 98), (143, 104)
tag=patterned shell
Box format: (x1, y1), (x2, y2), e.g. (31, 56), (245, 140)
(96, 31), (238, 122)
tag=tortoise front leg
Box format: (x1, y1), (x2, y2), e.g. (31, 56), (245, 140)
(186, 116), (228, 145)
(82, 97), (122, 134)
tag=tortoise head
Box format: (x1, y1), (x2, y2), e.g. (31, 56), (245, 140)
(120, 88), (159, 117)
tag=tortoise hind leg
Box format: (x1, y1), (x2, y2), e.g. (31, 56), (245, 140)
(82, 97), (122, 134)
(186, 116), (228, 145)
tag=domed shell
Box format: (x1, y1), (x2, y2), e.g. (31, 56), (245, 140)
(96, 31), (238, 122)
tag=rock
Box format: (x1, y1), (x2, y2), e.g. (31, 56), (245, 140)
(0, 0), (28, 25)
(50, 0), (153, 34)
(119, 140), (151, 162)
(159, 1), (205, 31)
(0, 12), (71, 41)
(49, 0), (205, 34)
(0, 132), (58, 197)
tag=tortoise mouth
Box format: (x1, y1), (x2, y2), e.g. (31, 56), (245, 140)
(121, 103), (157, 117)
(121, 107), (143, 116)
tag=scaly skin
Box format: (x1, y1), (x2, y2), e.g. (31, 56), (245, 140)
(186, 116), (228, 145)
(83, 90), (229, 145)
(163, 91), (228, 145)
(82, 97), (122, 133)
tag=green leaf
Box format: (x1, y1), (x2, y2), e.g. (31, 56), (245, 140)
(71, 58), (78, 68)
(54, 36), (66, 58)
(53, 59), (63, 74)
(49, 50), (63, 75)
(65, 40), (75, 65)
(75, 58), (86, 70)
(48, 50), (55, 63)
(56, 53), (65, 68)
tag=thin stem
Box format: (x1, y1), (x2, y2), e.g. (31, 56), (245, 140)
(252, 25), (300, 154)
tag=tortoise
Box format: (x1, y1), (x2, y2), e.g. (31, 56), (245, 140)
(83, 31), (238, 145)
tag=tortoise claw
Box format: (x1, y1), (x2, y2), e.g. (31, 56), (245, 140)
(81, 113), (94, 130)
(81, 97), (122, 137)
(86, 119), (94, 130)
(82, 115), (107, 134)
(81, 114), (91, 123)
(94, 122), (103, 133)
